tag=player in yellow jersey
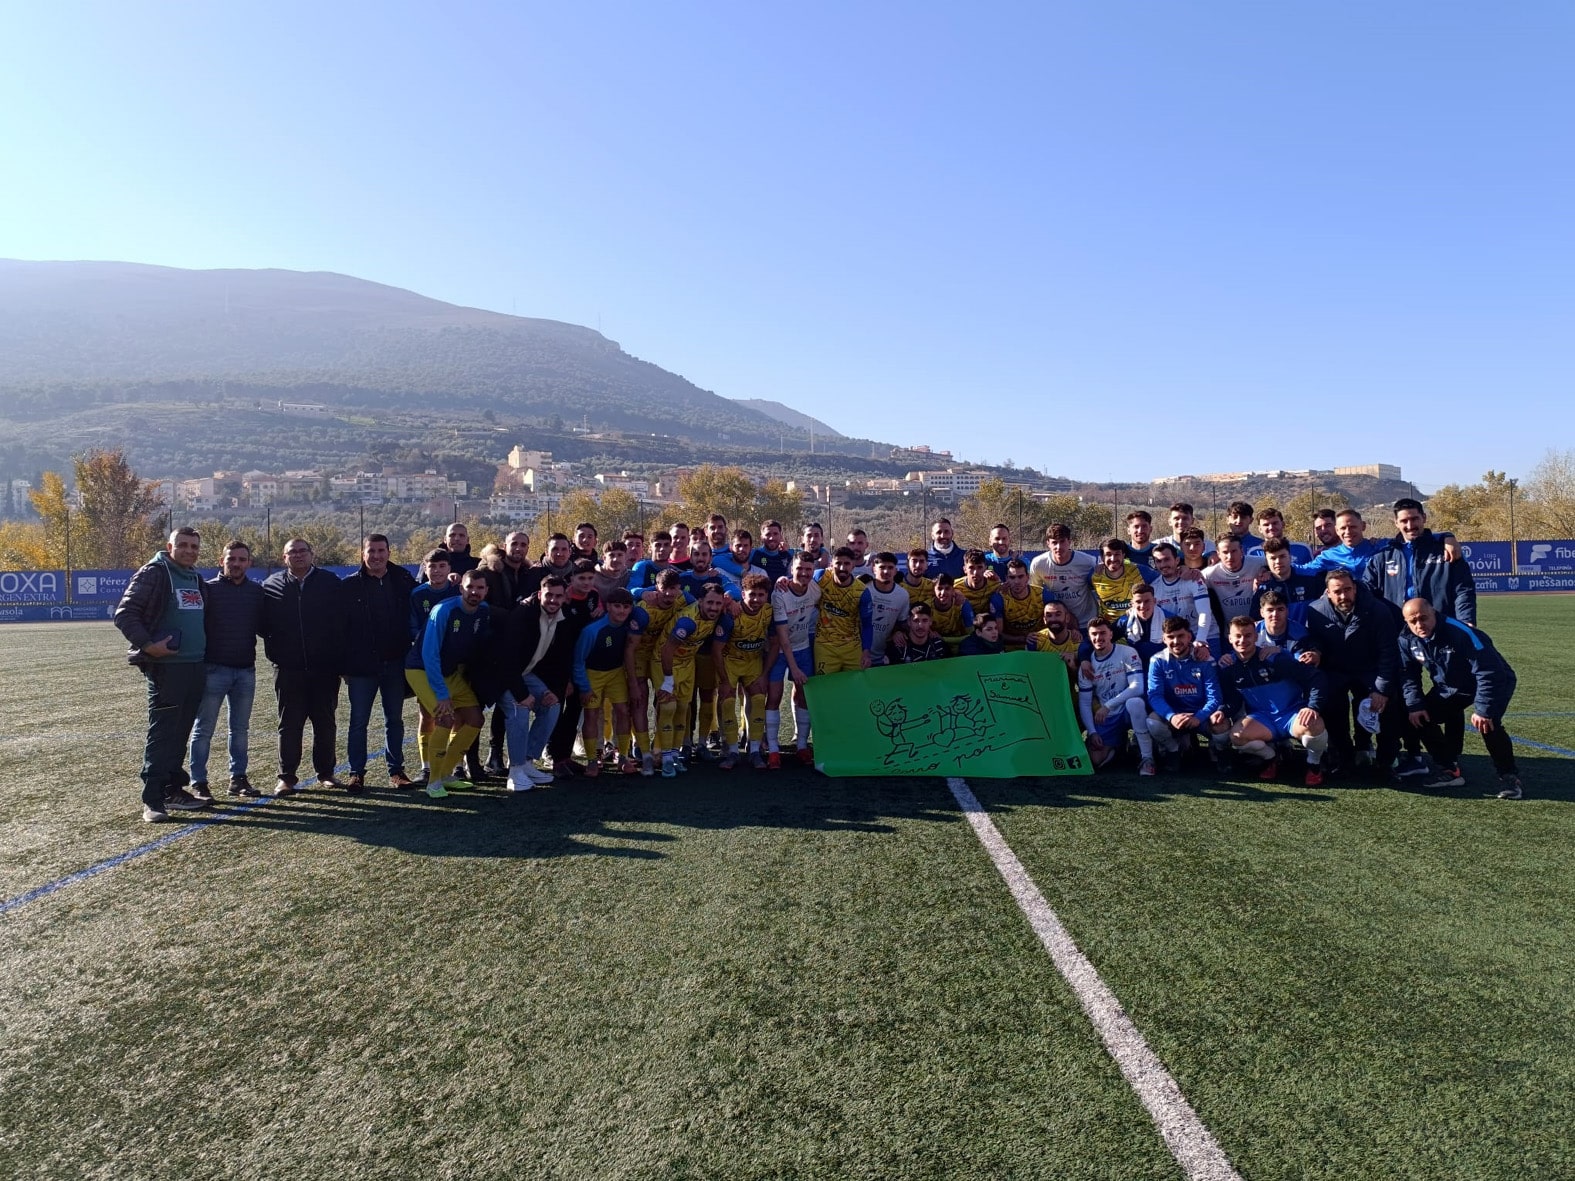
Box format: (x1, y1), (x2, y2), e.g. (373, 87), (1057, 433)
(655, 583), (729, 777)
(624, 569), (693, 775)
(1091, 539), (1149, 621)
(813, 547), (866, 675)
(714, 572), (777, 770)
(901, 547), (936, 607)
(1027, 600), (1083, 686)
(957, 549), (1000, 618)
(929, 573), (977, 653)
(990, 558), (1055, 647)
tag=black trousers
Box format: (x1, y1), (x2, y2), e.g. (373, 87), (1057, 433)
(274, 666), (340, 781)
(548, 688), (583, 761)
(139, 662), (207, 807)
(1321, 675), (1402, 766)
(1415, 689), (1517, 774)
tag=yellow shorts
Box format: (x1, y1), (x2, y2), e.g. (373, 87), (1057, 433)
(405, 666), (478, 712)
(815, 640), (863, 677)
(723, 653), (766, 689)
(585, 666), (629, 710)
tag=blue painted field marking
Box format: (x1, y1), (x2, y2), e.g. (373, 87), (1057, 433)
(1, 740), (412, 918)
(1509, 736), (1575, 759)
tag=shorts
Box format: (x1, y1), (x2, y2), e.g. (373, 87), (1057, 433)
(1090, 708), (1133, 746)
(723, 653), (766, 689)
(1247, 709), (1298, 742)
(405, 666), (478, 712)
(584, 666), (628, 710)
(815, 639), (863, 677)
(769, 646), (814, 683)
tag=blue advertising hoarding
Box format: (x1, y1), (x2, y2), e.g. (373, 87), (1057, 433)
(1456, 542), (1513, 578)
(1516, 540), (1575, 574)
(0, 570), (66, 603)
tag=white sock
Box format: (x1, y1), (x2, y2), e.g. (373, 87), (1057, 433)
(794, 707), (812, 747)
(1302, 729), (1329, 764)
(1239, 739), (1272, 759)
(1127, 700), (1153, 758)
(765, 711), (781, 753)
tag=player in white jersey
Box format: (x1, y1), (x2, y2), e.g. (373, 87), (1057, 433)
(1202, 533), (1265, 651)
(859, 552), (911, 666)
(1028, 522), (1098, 625)
(1148, 543), (1215, 654)
(1077, 616), (1157, 773)
(765, 552), (821, 767)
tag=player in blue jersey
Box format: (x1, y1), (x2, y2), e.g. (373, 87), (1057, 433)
(751, 519), (796, 583)
(1293, 508), (1386, 578)
(628, 531), (675, 589)
(1246, 508), (1312, 564)
(983, 524), (1017, 582)
(1116, 583), (1167, 668)
(1118, 510), (1158, 566)
(1255, 591), (1319, 660)
(1215, 616), (1331, 785)
(1251, 538), (1324, 622)
(1144, 617), (1225, 773)
(571, 588), (639, 776)
(403, 569), (490, 797)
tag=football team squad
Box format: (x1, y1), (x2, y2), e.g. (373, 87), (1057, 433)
(114, 496), (1526, 823)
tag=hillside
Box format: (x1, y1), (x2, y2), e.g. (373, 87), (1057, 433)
(731, 398), (846, 440)
(0, 260), (877, 457)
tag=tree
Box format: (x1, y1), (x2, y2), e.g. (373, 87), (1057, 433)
(1422, 471), (1515, 540)
(0, 521), (51, 568)
(72, 449), (165, 568)
(677, 465), (804, 535)
(544, 488), (646, 544)
(26, 471), (71, 567)
(954, 480), (1113, 550)
(1523, 449), (1575, 537)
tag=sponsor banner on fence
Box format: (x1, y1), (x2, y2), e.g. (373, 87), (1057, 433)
(1457, 541), (1512, 577)
(803, 651), (1092, 778)
(1476, 573), (1575, 594)
(72, 570), (134, 602)
(0, 570), (66, 604)
(0, 603), (115, 623)
(1516, 541), (1575, 574)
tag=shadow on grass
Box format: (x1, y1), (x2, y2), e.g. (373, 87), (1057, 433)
(203, 765), (965, 860)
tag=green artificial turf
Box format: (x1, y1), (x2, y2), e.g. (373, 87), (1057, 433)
(1, 599), (1570, 1179)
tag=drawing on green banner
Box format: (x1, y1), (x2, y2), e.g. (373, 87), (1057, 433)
(866, 669), (1078, 771)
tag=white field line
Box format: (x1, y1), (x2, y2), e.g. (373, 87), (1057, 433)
(947, 777), (1242, 1181)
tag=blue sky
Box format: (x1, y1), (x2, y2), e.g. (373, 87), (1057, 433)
(2, 2), (1571, 488)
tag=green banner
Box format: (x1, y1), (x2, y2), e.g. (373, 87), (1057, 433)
(803, 652), (1093, 778)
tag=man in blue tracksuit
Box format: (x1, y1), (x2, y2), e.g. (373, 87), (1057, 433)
(1366, 498), (1476, 624)
(1144, 616), (1224, 772)
(1305, 569), (1403, 774)
(1398, 598), (1522, 798)
(1216, 616), (1332, 785)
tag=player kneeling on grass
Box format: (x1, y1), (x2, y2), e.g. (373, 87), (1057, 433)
(1215, 616), (1330, 786)
(1077, 616), (1156, 774)
(1144, 617), (1226, 773)
(1398, 598), (1524, 799)
(714, 573), (777, 770)
(403, 569), (490, 798)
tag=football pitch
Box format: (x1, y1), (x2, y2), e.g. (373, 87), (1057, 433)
(2, 599), (1572, 1180)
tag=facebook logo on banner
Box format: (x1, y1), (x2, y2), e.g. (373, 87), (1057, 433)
(1457, 542), (1512, 574)
(1517, 540), (1575, 573)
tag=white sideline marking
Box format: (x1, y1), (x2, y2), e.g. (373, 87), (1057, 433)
(947, 777), (1242, 1181)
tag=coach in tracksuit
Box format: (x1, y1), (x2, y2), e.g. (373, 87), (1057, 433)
(262, 538), (347, 795)
(341, 534), (418, 792)
(1305, 569), (1403, 773)
(1366, 498), (1476, 624)
(1398, 598), (1523, 798)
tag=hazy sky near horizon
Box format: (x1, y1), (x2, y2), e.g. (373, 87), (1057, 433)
(3, 2), (1571, 488)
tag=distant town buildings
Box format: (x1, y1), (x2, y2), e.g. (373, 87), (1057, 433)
(1151, 464), (1401, 484)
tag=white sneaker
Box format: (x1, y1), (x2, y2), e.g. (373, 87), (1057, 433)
(506, 767), (534, 792)
(524, 763), (555, 784)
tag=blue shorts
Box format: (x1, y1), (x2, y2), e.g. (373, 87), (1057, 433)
(769, 647), (814, 683)
(1091, 711), (1133, 746)
(1247, 709), (1298, 742)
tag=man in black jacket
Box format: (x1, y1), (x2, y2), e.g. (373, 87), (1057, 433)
(500, 577), (579, 790)
(341, 534), (419, 792)
(114, 527), (212, 823)
(262, 538), (347, 795)
(1304, 569), (1403, 774)
(443, 522), (480, 575)
(476, 530), (532, 775)
(188, 539), (266, 800)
